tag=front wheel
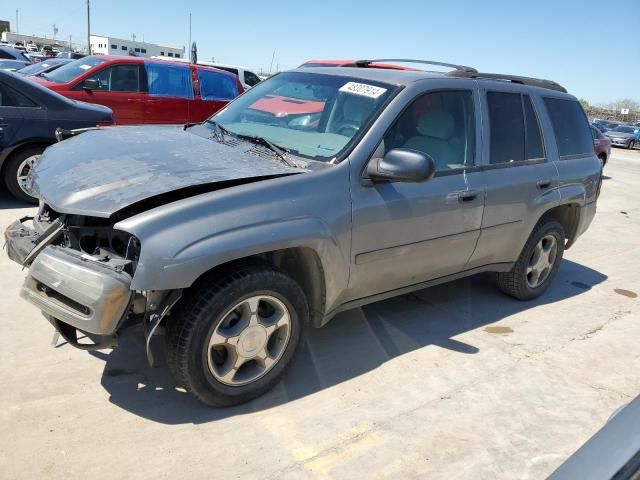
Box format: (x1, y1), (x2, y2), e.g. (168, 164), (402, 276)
(165, 266), (308, 407)
(628, 140), (636, 150)
(3, 146), (43, 203)
(497, 218), (565, 300)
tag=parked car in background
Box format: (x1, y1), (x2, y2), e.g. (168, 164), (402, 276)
(0, 46), (32, 63)
(591, 126), (611, 165)
(592, 119), (618, 133)
(56, 51), (86, 60)
(151, 56), (262, 90)
(4, 60), (602, 407)
(0, 70), (114, 202)
(604, 125), (637, 149)
(16, 58), (72, 77)
(208, 63), (262, 89)
(30, 55), (243, 124)
(0, 60), (31, 72)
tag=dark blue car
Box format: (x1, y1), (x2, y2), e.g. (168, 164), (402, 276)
(0, 70), (114, 202)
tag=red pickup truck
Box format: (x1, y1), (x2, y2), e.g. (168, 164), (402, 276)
(30, 55), (243, 125)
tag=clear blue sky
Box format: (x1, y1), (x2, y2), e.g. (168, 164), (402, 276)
(1, 0), (638, 105)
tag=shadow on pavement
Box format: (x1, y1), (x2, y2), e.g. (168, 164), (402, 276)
(91, 259), (606, 424)
(0, 190), (35, 210)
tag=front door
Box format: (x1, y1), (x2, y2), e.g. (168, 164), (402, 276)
(349, 88), (485, 300)
(69, 63), (145, 125)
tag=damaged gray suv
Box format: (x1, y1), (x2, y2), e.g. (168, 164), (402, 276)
(5, 59), (602, 406)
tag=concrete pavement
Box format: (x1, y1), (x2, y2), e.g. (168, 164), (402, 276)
(0, 148), (638, 479)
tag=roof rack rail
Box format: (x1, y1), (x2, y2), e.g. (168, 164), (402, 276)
(346, 59), (478, 73)
(447, 70), (567, 93)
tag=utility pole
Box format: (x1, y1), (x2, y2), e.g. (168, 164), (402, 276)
(15, 9), (19, 33)
(269, 51), (275, 75)
(188, 13), (192, 63)
(86, 0), (91, 54)
(69, 35), (72, 51)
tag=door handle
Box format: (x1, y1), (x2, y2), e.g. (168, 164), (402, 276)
(454, 190), (479, 203)
(127, 99), (142, 103)
(536, 179), (553, 190)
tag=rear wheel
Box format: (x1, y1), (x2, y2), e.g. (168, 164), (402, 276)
(3, 146), (43, 203)
(165, 266), (307, 407)
(497, 218), (565, 300)
(598, 153), (607, 166)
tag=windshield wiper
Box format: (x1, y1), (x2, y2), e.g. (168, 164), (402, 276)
(204, 119), (232, 142)
(236, 133), (300, 169)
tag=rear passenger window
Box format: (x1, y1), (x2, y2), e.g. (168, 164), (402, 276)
(244, 71), (261, 87)
(146, 63), (194, 99)
(488, 92), (524, 164)
(488, 92), (545, 164)
(0, 82), (37, 107)
(544, 98), (593, 158)
(197, 70), (238, 101)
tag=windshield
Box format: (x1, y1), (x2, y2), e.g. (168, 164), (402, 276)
(41, 56), (105, 83)
(0, 60), (27, 70)
(613, 126), (634, 133)
(210, 71), (397, 161)
(17, 61), (59, 75)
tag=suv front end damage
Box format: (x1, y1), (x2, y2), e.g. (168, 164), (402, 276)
(3, 204), (163, 353)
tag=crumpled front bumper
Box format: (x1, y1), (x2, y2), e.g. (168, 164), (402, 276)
(5, 219), (133, 336)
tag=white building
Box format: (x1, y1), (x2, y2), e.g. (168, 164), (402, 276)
(90, 35), (184, 59)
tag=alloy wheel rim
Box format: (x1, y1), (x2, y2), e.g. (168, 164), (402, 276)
(526, 234), (557, 289)
(207, 294), (292, 386)
(17, 155), (40, 195)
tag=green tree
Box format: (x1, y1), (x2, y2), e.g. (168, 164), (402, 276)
(579, 98), (590, 110)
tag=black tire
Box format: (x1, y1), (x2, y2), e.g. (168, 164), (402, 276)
(629, 140), (636, 150)
(598, 153), (607, 166)
(3, 146), (42, 204)
(497, 218), (565, 300)
(165, 265), (308, 407)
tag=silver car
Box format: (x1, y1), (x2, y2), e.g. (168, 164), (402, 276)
(4, 59), (602, 407)
(604, 125), (637, 149)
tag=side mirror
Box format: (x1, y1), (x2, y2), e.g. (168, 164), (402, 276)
(83, 78), (100, 90)
(366, 148), (435, 183)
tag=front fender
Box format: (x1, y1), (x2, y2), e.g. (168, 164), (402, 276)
(123, 216), (345, 298)
(114, 165), (352, 311)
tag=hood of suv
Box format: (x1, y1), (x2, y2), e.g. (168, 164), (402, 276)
(32, 125), (303, 218)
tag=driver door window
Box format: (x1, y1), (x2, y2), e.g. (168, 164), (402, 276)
(383, 90), (475, 172)
(91, 64), (141, 92)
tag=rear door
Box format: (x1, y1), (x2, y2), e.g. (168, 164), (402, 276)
(144, 62), (193, 124)
(466, 86), (560, 269)
(192, 67), (240, 123)
(0, 81), (27, 149)
(69, 63), (145, 124)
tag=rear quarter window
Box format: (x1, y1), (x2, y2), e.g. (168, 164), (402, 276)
(544, 98), (593, 158)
